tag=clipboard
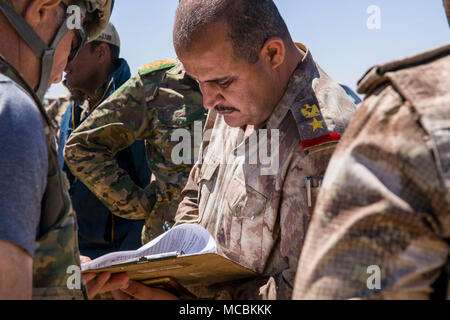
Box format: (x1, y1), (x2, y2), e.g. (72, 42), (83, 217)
(83, 252), (258, 294)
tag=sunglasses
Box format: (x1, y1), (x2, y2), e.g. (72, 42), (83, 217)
(59, 2), (88, 63)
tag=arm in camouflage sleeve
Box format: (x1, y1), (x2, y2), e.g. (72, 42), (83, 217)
(64, 74), (155, 220)
(292, 85), (450, 300)
(173, 163), (201, 225)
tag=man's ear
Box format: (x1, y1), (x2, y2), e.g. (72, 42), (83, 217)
(259, 37), (285, 70)
(95, 43), (110, 63)
(24, 0), (61, 28)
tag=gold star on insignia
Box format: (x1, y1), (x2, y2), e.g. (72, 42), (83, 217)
(308, 118), (324, 132)
(301, 104), (321, 119)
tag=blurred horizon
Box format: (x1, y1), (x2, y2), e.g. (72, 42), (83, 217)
(47, 0), (449, 98)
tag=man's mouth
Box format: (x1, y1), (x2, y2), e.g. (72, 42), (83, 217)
(64, 72), (73, 82)
(215, 105), (238, 115)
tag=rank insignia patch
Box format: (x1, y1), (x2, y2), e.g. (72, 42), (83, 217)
(301, 104), (321, 118)
(308, 118), (324, 132)
(295, 102), (342, 150)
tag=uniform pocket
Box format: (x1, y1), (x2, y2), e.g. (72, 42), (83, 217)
(225, 176), (267, 219)
(156, 102), (205, 128)
(215, 176), (268, 272)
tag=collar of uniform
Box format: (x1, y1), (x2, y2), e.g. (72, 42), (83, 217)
(265, 43), (318, 131)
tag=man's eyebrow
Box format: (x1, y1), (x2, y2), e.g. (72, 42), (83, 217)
(205, 76), (230, 83)
(186, 72), (233, 84)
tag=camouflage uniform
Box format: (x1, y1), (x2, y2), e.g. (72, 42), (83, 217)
(174, 43), (356, 300)
(0, 56), (86, 300)
(45, 95), (71, 141)
(64, 59), (207, 244)
(45, 84), (86, 143)
(292, 44), (450, 300)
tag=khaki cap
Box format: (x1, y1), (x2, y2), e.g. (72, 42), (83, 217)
(95, 22), (120, 48)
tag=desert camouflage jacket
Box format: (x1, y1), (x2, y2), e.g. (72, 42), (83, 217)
(293, 44), (450, 300)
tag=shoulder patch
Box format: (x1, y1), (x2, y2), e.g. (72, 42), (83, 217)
(138, 59), (177, 77)
(292, 100), (342, 150)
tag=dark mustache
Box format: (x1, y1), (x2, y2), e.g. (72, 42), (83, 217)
(214, 105), (239, 112)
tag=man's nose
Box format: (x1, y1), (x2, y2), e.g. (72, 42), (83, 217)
(50, 72), (63, 87)
(64, 60), (73, 73)
(200, 82), (223, 110)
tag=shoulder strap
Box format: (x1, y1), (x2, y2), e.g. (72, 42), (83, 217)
(358, 44), (450, 95)
(138, 58), (177, 77)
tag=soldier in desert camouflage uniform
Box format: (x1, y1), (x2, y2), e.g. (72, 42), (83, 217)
(83, 0), (356, 300)
(292, 0), (450, 300)
(64, 58), (207, 244)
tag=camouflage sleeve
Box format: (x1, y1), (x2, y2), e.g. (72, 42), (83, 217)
(173, 162), (201, 225)
(44, 96), (70, 140)
(292, 85), (450, 300)
(64, 74), (154, 220)
(65, 64), (205, 240)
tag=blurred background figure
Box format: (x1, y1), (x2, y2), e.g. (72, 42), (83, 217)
(0, 0), (113, 299)
(59, 22), (150, 259)
(293, 0), (450, 300)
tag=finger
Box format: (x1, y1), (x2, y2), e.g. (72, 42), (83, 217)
(80, 255), (92, 264)
(86, 272), (111, 299)
(83, 272), (97, 283)
(98, 273), (130, 293)
(112, 289), (135, 300)
(121, 281), (178, 300)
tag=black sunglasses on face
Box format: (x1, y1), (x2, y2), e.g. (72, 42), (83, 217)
(58, 2), (88, 63)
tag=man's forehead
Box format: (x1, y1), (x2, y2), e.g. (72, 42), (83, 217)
(179, 49), (236, 82)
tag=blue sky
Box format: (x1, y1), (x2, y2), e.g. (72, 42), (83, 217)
(47, 0), (450, 98)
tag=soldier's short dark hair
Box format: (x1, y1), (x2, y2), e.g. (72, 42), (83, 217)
(173, 0), (291, 64)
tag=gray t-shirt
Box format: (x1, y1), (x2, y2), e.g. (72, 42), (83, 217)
(0, 73), (47, 257)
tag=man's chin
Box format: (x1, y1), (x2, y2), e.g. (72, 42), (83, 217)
(222, 114), (246, 128)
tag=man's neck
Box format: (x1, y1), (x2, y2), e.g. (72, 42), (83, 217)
(284, 42), (304, 84)
(0, 30), (40, 90)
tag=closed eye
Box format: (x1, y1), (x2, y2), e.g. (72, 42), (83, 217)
(216, 79), (232, 88)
